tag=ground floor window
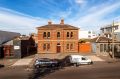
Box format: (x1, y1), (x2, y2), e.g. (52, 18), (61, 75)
(43, 43), (50, 51)
(100, 44), (103, 52)
(43, 44), (46, 50)
(66, 43), (74, 50)
(66, 44), (69, 49)
(70, 44), (73, 49)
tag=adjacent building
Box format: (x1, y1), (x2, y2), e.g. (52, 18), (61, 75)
(100, 22), (120, 39)
(0, 30), (21, 58)
(99, 22), (120, 57)
(79, 30), (97, 39)
(91, 36), (120, 57)
(0, 30), (37, 58)
(37, 19), (79, 53)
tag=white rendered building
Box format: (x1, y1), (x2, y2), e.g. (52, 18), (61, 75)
(79, 30), (97, 39)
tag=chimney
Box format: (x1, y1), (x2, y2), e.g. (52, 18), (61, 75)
(60, 19), (64, 24)
(48, 20), (52, 25)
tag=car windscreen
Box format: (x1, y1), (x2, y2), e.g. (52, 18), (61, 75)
(37, 59), (50, 62)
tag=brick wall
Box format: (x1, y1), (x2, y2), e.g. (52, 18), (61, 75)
(37, 29), (79, 53)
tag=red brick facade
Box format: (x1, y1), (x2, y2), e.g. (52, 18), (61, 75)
(37, 20), (79, 53)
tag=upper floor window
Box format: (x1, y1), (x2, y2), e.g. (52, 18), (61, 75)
(88, 35), (91, 38)
(71, 32), (73, 38)
(114, 26), (118, 30)
(67, 32), (74, 38)
(43, 32), (46, 38)
(47, 32), (50, 38)
(67, 32), (69, 38)
(88, 31), (91, 34)
(57, 32), (60, 38)
(43, 32), (50, 38)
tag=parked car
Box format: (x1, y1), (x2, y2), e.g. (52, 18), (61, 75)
(63, 55), (93, 66)
(34, 58), (58, 68)
(0, 64), (4, 68)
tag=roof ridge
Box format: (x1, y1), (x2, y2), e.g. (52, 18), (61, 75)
(37, 24), (79, 29)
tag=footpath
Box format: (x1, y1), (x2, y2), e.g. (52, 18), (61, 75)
(0, 55), (35, 67)
(0, 53), (120, 67)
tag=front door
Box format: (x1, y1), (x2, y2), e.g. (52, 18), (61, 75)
(57, 43), (61, 53)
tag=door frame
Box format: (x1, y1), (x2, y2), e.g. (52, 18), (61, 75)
(57, 43), (61, 53)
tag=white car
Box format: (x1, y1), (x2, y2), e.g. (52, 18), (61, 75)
(65, 55), (93, 66)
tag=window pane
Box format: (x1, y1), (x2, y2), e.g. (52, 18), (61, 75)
(67, 32), (69, 37)
(82, 57), (86, 60)
(104, 44), (106, 52)
(67, 44), (69, 49)
(43, 44), (46, 50)
(88, 31), (91, 34)
(70, 44), (73, 49)
(71, 32), (73, 37)
(100, 44), (103, 52)
(43, 32), (46, 38)
(47, 44), (50, 50)
(57, 32), (60, 38)
(47, 32), (50, 38)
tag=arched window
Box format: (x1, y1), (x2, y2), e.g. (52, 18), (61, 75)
(70, 44), (73, 49)
(66, 44), (69, 49)
(47, 32), (50, 38)
(67, 32), (69, 38)
(43, 32), (46, 38)
(43, 44), (46, 50)
(57, 43), (60, 46)
(71, 32), (73, 37)
(47, 44), (50, 50)
(57, 32), (60, 38)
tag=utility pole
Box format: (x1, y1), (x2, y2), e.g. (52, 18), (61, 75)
(112, 20), (115, 59)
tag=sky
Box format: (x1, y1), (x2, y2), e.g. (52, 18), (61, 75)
(0, 0), (120, 35)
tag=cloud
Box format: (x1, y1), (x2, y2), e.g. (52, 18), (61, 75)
(0, 0), (120, 35)
(50, 7), (72, 19)
(0, 7), (48, 35)
(75, 0), (86, 4)
(66, 1), (120, 31)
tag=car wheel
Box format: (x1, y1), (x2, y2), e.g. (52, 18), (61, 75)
(35, 65), (40, 68)
(74, 63), (79, 67)
(91, 61), (93, 64)
(88, 62), (93, 65)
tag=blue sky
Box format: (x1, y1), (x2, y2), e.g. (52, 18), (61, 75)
(0, 0), (120, 34)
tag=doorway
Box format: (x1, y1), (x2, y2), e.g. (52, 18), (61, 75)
(57, 43), (61, 53)
(0, 46), (4, 58)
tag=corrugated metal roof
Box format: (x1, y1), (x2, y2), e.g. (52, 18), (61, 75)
(0, 30), (21, 45)
(91, 36), (112, 43)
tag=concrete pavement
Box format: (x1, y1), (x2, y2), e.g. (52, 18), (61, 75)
(0, 53), (119, 67)
(12, 58), (33, 66)
(88, 55), (104, 61)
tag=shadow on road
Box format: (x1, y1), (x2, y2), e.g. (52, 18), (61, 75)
(28, 67), (64, 79)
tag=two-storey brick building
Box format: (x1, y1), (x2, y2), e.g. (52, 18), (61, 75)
(37, 19), (79, 53)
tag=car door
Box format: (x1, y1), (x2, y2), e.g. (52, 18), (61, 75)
(80, 57), (89, 64)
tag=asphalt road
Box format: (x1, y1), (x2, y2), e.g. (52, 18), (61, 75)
(40, 62), (120, 79)
(0, 61), (120, 79)
(0, 66), (31, 79)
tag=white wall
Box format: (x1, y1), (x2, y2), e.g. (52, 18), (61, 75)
(79, 30), (88, 39)
(79, 30), (97, 39)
